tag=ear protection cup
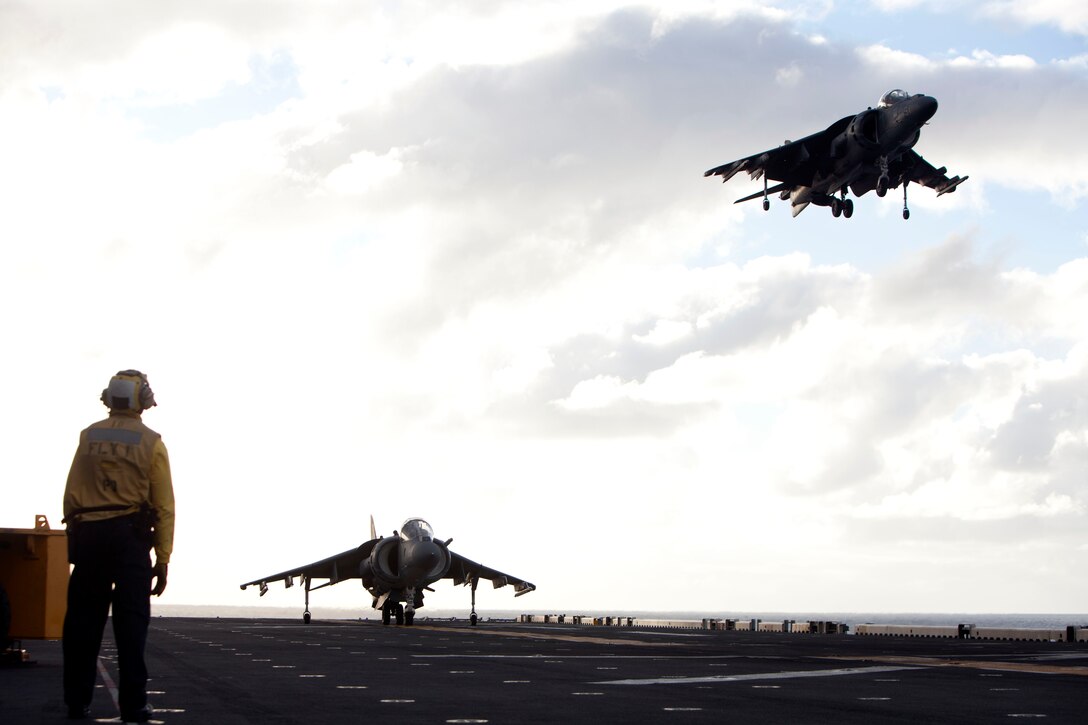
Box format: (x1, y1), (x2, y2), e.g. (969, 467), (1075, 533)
(101, 370), (157, 411)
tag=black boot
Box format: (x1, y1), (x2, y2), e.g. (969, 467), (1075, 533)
(120, 705), (153, 723)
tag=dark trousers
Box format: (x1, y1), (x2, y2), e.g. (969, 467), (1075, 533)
(63, 515), (152, 714)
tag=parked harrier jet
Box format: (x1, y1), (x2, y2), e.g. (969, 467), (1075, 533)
(240, 517), (535, 625)
(704, 89), (968, 219)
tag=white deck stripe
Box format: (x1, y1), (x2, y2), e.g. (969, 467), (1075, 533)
(596, 665), (919, 686)
(416, 654), (742, 660)
(96, 657), (121, 711)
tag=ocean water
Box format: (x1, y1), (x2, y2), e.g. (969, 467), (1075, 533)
(151, 604), (1088, 629)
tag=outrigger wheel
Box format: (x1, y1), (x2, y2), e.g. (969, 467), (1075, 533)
(303, 610), (311, 624)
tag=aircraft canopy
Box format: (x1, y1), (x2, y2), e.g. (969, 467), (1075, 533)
(399, 518), (434, 541)
(878, 89), (911, 108)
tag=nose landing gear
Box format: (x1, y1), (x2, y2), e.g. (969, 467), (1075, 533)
(876, 156), (890, 197)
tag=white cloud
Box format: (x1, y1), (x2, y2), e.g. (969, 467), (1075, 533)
(323, 147), (408, 195)
(95, 23), (252, 105)
(633, 319), (693, 346)
(946, 49), (1036, 69)
(775, 62), (804, 86)
(856, 43), (938, 73)
(2, 2), (1086, 614)
(981, 0), (1088, 36)
(867, 0), (1088, 37)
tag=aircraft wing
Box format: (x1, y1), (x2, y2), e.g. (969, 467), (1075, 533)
(900, 150), (969, 196)
(704, 115), (853, 189)
(446, 550), (536, 597)
(240, 539), (379, 594)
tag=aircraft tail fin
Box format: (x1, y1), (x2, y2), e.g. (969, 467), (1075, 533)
(370, 515), (377, 540)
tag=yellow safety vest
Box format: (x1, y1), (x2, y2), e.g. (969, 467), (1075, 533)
(64, 412), (175, 563)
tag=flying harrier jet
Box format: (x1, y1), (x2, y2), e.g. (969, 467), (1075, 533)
(240, 517), (535, 625)
(705, 89), (968, 219)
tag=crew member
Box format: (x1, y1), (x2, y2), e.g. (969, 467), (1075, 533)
(62, 370), (175, 722)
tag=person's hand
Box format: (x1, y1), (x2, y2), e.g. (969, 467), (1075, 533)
(151, 562), (168, 596)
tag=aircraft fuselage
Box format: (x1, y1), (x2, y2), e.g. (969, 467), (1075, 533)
(705, 90), (965, 219)
(359, 518), (452, 624)
(805, 94), (938, 209)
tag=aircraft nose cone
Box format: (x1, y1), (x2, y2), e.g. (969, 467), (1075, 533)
(916, 95), (938, 122)
(404, 540), (442, 577)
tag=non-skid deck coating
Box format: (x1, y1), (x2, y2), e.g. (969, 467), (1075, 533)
(3, 617), (1087, 724)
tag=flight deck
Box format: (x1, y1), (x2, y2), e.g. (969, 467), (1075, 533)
(3, 617), (1086, 723)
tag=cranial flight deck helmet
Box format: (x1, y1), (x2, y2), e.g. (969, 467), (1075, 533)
(101, 370), (157, 412)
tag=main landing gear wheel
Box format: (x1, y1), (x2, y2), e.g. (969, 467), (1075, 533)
(876, 177), (889, 197)
(831, 199), (842, 218)
(381, 603), (392, 625)
(842, 198), (854, 218)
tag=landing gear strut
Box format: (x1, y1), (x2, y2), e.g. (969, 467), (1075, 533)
(381, 600), (404, 625)
(303, 577), (311, 624)
(876, 156), (890, 197)
(761, 174), (770, 211)
(403, 587), (416, 627)
(902, 181), (911, 220)
(469, 576), (479, 626)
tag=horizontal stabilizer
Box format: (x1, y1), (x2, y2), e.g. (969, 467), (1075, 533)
(734, 182), (788, 205)
(937, 175), (968, 196)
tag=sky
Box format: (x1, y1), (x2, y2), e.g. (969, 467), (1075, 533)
(2, 0), (1087, 616)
